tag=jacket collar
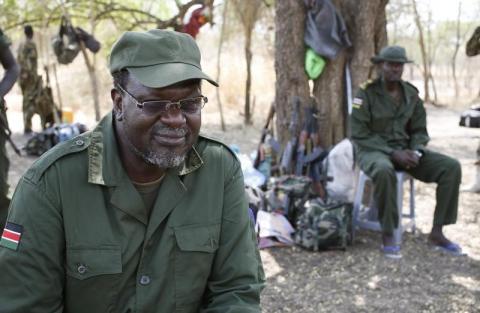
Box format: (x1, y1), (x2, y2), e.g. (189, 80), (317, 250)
(87, 111), (204, 186)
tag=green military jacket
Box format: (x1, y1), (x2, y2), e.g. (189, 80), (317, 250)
(0, 113), (265, 313)
(350, 78), (430, 155)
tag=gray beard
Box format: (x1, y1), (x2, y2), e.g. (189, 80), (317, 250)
(128, 139), (186, 168)
(121, 115), (188, 168)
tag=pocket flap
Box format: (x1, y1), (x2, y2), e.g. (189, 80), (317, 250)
(174, 224), (220, 253)
(66, 245), (122, 280)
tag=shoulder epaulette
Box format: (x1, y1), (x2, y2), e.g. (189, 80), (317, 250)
(360, 79), (374, 90)
(23, 132), (92, 184)
(197, 134), (239, 160)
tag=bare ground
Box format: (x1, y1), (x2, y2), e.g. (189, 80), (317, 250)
(5, 103), (480, 313)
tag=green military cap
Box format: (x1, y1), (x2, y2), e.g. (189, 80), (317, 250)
(371, 45), (413, 64)
(109, 29), (218, 88)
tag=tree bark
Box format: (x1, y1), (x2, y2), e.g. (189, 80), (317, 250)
(274, 0), (310, 143)
(275, 0), (388, 146)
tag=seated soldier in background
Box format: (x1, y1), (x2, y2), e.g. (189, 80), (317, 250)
(0, 28), (19, 227)
(350, 45), (463, 259)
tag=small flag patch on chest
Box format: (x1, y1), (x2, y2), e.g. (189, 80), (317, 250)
(0, 222), (24, 251)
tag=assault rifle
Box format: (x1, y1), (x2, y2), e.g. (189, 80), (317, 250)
(279, 96), (300, 174)
(295, 99), (331, 198)
(253, 102), (276, 169)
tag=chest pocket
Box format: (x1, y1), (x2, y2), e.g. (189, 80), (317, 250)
(173, 224), (220, 309)
(65, 245), (122, 313)
(66, 245), (122, 279)
(370, 103), (395, 133)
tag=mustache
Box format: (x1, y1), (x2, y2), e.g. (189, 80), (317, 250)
(152, 125), (188, 137)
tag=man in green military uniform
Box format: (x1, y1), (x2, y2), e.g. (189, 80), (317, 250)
(17, 25), (38, 134)
(0, 29), (264, 312)
(0, 28), (19, 228)
(351, 45), (462, 259)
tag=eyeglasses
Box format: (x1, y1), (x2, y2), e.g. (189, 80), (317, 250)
(116, 84), (207, 115)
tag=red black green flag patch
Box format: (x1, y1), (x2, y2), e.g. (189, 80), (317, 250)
(0, 222), (23, 251)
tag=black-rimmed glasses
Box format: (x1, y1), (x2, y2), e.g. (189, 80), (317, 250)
(116, 84), (207, 115)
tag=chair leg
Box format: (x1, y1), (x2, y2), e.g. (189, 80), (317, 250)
(352, 172), (367, 243)
(354, 171), (416, 245)
(410, 177), (416, 234)
(394, 172), (404, 245)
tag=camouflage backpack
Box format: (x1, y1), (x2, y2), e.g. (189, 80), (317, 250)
(294, 198), (352, 251)
(265, 175), (312, 224)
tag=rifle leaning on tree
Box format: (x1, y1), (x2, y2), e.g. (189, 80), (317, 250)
(293, 99), (330, 198)
(295, 104), (324, 175)
(0, 100), (21, 156)
(253, 102), (276, 169)
(279, 96), (301, 174)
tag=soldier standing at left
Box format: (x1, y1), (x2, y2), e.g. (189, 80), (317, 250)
(17, 25), (38, 135)
(0, 28), (19, 227)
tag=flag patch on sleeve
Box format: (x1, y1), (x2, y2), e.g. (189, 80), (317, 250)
(0, 222), (24, 251)
(352, 97), (363, 109)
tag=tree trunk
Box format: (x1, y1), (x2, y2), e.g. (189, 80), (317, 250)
(215, 0), (228, 131)
(78, 44), (101, 121)
(244, 30), (253, 124)
(411, 0), (430, 103)
(274, 0), (310, 143)
(451, 2), (462, 98)
(275, 0), (388, 147)
(89, 0), (101, 122)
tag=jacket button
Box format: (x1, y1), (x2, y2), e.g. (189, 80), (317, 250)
(77, 264), (87, 274)
(75, 139), (84, 146)
(139, 275), (151, 286)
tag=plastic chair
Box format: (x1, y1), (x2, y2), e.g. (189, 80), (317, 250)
(352, 170), (416, 245)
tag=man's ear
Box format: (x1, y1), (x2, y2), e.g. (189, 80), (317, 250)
(111, 88), (124, 121)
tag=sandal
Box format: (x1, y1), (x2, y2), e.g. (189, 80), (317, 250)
(381, 245), (402, 259)
(431, 242), (466, 256)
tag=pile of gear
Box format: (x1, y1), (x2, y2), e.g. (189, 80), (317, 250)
(245, 95), (356, 251)
(23, 123), (88, 156)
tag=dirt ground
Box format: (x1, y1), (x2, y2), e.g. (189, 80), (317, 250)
(4, 99), (480, 313)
